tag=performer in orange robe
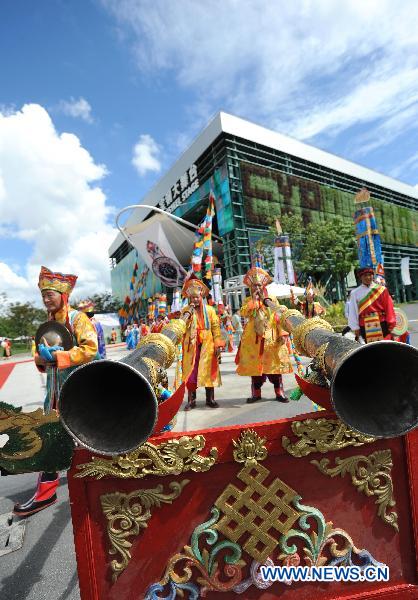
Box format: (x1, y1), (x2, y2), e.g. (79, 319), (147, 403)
(139, 318), (150, 338)
(151, 315), (169, 333)
(235, 266), (292, 404)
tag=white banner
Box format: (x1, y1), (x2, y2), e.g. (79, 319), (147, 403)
(284, 244), (296, 285)
(274, 236), (295, 285)
(128, 221), (187, 287)
(212, 268), (223, 304)
(274, 245), (286, 284)
(401, 256), (412, 286)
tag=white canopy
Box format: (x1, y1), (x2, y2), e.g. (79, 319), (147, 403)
(94, 313), (120, 328)
(266, 282), (306, 299)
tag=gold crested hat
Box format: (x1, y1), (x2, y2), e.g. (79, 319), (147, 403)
(181, 273), (210, 298)
(38, 266), (77, 295)
(78, 299), (95, 313)
(243, 266), (272, 288)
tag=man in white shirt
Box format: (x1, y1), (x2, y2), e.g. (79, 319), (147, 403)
(347, 267), (396, 343)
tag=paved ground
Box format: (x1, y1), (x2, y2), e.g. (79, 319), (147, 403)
(1, 303), (417, 599)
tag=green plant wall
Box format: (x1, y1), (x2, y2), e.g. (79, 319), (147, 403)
(241, 162), (418, 247)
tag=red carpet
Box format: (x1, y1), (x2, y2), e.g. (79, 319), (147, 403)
(0, 363), (15, 390)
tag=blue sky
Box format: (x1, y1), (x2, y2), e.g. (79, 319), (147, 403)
(1, 0), (418, 303)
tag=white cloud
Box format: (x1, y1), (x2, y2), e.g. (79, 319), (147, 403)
(58, 97), (94, 123)
(0, 262), (30, 293)
(132, 133), (161, 176)
(102, 0), (418, 152)
(285, 64), (418, 141)
(389, 151), (418, 180)
(0, 104), (116, 303)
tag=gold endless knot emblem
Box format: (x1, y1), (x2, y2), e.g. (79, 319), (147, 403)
(214, 463), (299, 563)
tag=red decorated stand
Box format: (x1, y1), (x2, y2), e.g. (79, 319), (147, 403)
(68, 408), (418, 599)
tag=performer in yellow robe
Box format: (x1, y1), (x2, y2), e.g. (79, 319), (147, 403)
(236, 265), (292, 403)
(13, 266), (98, 517)
(181, 275), (225, 410)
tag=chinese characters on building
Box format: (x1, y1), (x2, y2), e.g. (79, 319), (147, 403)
(159, 164), (199, 213)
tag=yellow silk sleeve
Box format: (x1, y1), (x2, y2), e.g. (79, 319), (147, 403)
(266, 298), (286, 336)
(208, 306), (225, 347)
(239, 297), (258, 318)
(55, 312), (98, 369)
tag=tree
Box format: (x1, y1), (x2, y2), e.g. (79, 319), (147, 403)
(70, 292), (121, 313)
(298, 217), (358, 285)
(0, 292), (8, 316)
(0, 302), (46, 338)
(257, 214), (358, 297)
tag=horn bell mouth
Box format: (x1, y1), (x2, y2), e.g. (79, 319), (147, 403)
(331, 341), (418, 438)
(59, 360), (158, 455)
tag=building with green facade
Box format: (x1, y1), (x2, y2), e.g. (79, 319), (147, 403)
(109, 112), (418, 303)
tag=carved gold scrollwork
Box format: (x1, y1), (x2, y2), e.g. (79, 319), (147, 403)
(282, 418), (376, 458)
(214, 463), (300, 564)
(141, 357), (160, 392)
(233, 430), (267, 466)
(213, 429), (301, 564)
(313, 342), (329, 374)
(101, 479), (189, 581)
(0, 407), (60, 460)
(311, 450), (398, 531)
(75, 435), (218, 479)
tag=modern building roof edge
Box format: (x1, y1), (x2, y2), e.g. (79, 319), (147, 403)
(109, 111), (418, 256)
(218, 112), (418, 199)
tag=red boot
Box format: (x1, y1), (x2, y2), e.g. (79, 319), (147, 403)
(247, 376), (264, 404)
(13, 472), (59, 517)
(184, 390), (197, 411)
(274, 375), (289, 403)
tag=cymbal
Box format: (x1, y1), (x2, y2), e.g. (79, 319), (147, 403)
(35, 321), (73, 352)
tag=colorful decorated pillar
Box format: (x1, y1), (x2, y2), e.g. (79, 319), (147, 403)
(354, 188), (385, 282)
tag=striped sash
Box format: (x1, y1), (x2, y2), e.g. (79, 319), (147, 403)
(358, 284), (385, 316)
(363, 313), (383, 343)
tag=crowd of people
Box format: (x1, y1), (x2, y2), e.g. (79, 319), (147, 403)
(112, 261), (403, 411)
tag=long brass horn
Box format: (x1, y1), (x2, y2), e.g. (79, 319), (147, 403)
(58, 318), (188, 455)
(278, 307), (418, 438)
